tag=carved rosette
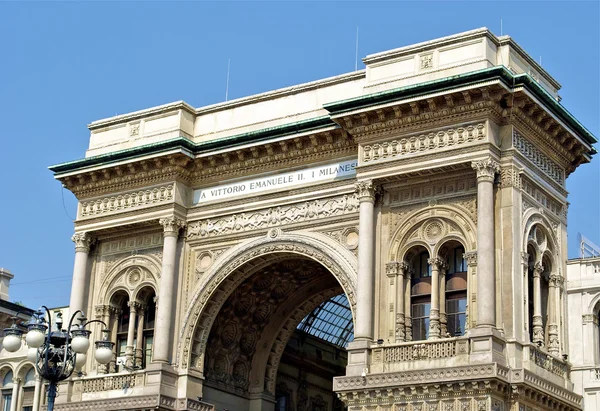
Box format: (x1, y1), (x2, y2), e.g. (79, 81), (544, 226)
(159, 216), (186, 237)
(471, 157), (500, 183)
(72, 232), (93, 253)
(355, 180), (376, 203)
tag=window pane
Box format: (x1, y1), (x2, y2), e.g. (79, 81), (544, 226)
(411, 303), (431, 340)
(446, 297), (467, 336)
(3, 395), (11, 411)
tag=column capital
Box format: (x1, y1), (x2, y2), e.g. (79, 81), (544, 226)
(127, 300), (142, 312)
(427, 257), (445, 270)
(72, 232), (93, 253)
(159, 216), (186, 237)
(471, 157), (500, 183)
(533, 262), (544, 277)
(549, 274), (562, 287)
(385, 261), (400, 277)
(354, 179), (377, 203)
(463, 251), (478, 267)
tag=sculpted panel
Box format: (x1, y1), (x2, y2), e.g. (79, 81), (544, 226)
(186, 193), (359, 239)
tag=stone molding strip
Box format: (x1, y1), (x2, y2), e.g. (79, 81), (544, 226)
(79, 185), (175, 218)
(362, 122), (486, 164)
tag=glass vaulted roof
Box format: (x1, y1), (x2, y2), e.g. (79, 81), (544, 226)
(297, 293), (354, 348)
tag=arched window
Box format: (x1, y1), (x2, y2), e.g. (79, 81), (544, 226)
(1, 370), (13, 411)
(443, 243), (467, 337)
(407, 246), (431, 341)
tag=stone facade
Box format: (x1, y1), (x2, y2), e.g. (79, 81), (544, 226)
(47, 28), (596, 411)
(567, 256), (600, 410)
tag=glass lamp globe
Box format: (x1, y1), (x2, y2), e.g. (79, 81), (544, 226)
(75, 353), (86, 369)
(26, 324), (47, 349)
(27, 347), (38, 362)
(3, 333), (22, 352)
(71, 330), (91, 354)
(94, 345), (113, 365)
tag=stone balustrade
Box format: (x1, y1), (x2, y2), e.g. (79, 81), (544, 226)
(80, 372), (145, 393)
(527, 344), (569, 379)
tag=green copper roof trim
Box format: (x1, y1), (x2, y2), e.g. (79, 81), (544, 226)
(324, 66), (597, 149)
(49, 116), (336, 174)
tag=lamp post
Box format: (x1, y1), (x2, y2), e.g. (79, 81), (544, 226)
(2, 307), (115, 411)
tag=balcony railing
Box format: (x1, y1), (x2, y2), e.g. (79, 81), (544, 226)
(372, 337), (468, 365)
(527, 345), (569, 378)
(81, 372), (145, 393)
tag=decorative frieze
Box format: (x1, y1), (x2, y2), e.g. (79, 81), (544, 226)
(100, 233), (163, 255)
(362, 123), (485, 164)
(500, 165), (523, 189)
(186, 193), (359, 239)
(79, 185), (174, 217)
(522, 178), (566, 221)
(513, 131), (564, 185)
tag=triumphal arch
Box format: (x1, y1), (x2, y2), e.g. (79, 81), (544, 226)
(48, 29), (596, 411)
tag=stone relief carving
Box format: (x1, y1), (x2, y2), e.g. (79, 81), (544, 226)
(362, 122), (485, 164)
(186, 193), (359, 239)
(513, 131), (564, 185)
(100, 233), (163, 256)
(79, 184), (174, 217)
(500, 166), (523, 189)
(522, 178), (565, 221)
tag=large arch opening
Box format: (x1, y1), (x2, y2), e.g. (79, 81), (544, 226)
(199, 253), (353, 411)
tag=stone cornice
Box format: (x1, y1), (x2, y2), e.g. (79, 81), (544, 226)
(47, 394), (177, 411)
(57, 128), (356, 199)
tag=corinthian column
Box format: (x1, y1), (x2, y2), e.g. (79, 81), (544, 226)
(471, 157), (500, 328)
(428, 257), (444, 339)
(439, 262), (448, 337)
(354, 180), (376, 341)
(10, 377), (20, 411)
(153, 216), (185, 364)
(32, 375), (41, 411)
(69, 232), (93, 315)
(547, 274), (561, 354)
(397, 262), (408, 342)
(385, 262), (399, 342)
(532, 262), (544, 346)
(125, 301), (140, 367)
(404, 270), (413, 341)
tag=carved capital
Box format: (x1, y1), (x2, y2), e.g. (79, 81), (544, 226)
(533, 262), (544, 277)
(463, 251), (477, 267)
(548, 274), (561, 287)
(398, 261), (409, 276)
(385, 261), (400, 277)
(427, 257), (444, 270)
(355, 180), (376, 203)
(159, 216), (186, 237)
(127, 300), (142, 312)
(72, 232), (93, 253)
(471, 157), (500, 183)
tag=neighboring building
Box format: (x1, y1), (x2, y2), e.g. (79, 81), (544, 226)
(0, 268), (39, 411)
(567, 238), (600, 410)
(48, 28), (596, 411)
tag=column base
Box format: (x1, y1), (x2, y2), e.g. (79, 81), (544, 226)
(346, 339), (372, 376)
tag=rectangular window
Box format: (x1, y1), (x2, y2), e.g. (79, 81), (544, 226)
(23, 407), (33, 411)
(2, 394), (11, 411)
(143, 334), (154, 368)
(411, 302), (431, 340)
(446, 298), (467, 336)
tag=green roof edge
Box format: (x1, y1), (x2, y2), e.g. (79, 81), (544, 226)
(49, 116), (335, 174)
(50, 66), (597, 176)
(324, 66), (597, 150)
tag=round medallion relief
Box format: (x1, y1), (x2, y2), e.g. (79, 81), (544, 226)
(423, 219), (445, 243)
(126, 268), (142, 288)
(197, 252), (213, 271)
(345, 230), (359, 248)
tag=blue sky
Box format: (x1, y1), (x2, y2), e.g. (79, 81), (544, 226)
(0, 1), (598, 309)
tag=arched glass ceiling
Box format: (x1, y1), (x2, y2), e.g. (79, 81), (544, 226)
(297, 293), (354, 348)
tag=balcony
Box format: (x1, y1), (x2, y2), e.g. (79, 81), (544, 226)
(370, 337), (470, 373)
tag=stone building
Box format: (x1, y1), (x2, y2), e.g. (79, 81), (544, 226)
(566, 238), (600, 410)
(47, 28), (596, 411)
(0, 269), (39, 411)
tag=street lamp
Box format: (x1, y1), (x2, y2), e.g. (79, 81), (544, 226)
(2, 307), (115, 411)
